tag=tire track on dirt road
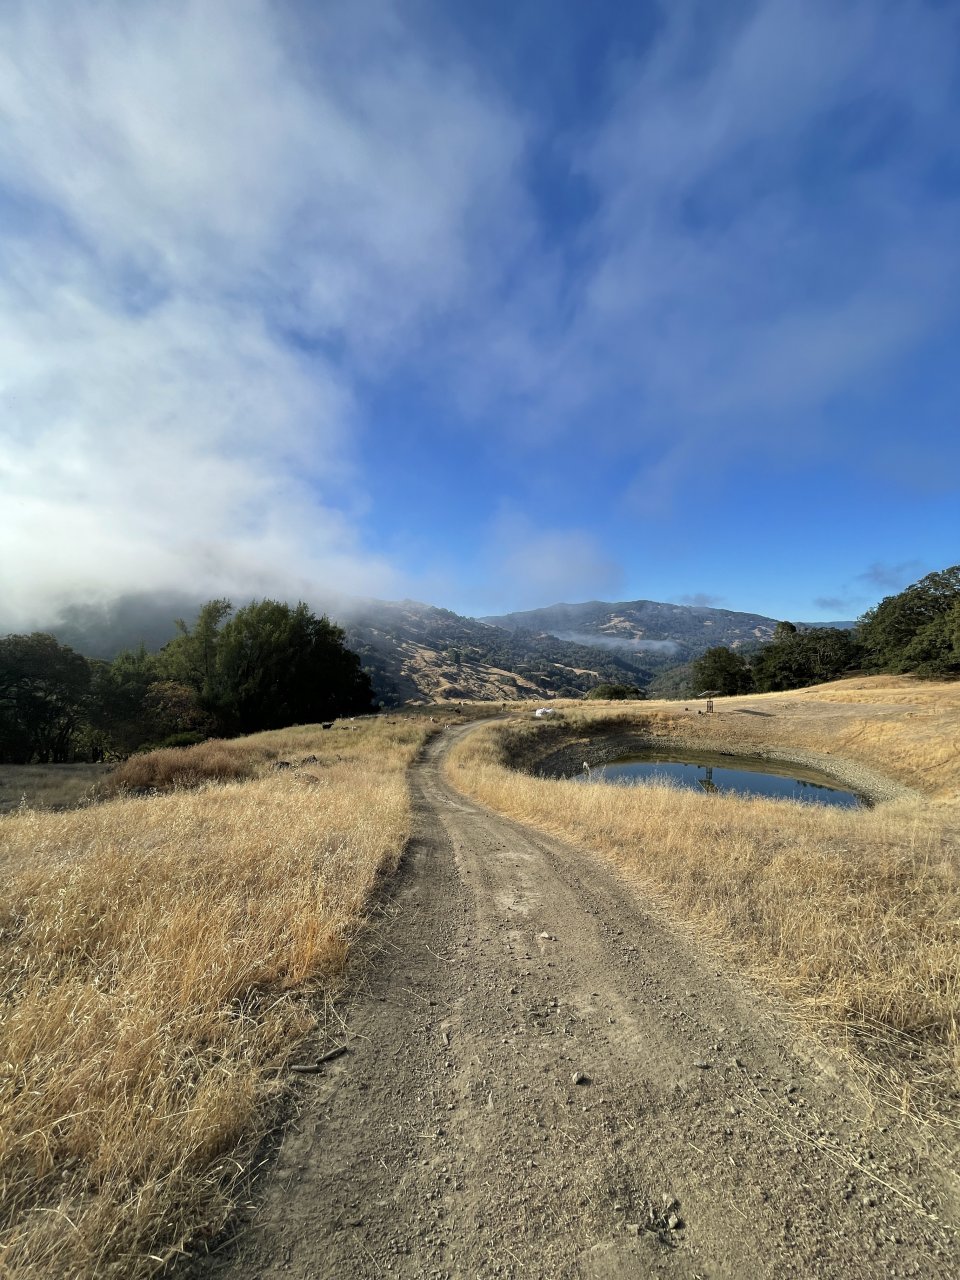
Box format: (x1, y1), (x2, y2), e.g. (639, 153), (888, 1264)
(199, 722), (956, 1278)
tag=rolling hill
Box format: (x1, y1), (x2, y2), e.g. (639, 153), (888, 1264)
(339, 599), (654, 704)
(482, 598), (781, 658)
(25, 592), (852, 706)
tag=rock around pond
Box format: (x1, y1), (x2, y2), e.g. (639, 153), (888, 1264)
(576, 748), (865, 807)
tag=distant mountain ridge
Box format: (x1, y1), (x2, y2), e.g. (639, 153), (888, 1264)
(28, 593), (655, 706)
(481, 598), (781, 657)
(23, 591), (854, 707)
(340, 599), (654, 704)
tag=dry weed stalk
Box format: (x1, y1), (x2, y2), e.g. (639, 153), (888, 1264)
(0, 717), (429, 1278)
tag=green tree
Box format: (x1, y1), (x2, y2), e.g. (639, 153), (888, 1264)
(0, 634), (92, 763)
(857, 566), (960, 675)
(158, 599), (233, 707)
(752, 627), (860, 692)
(898, 598), (960, 677)
(585, 683), (646, 700)
(691, 647), (754, 696)
(159, 599), (374, 734)
(89, 647), (214, 755)
(88, 645), (159, 755)
(141, 680), (213, 747)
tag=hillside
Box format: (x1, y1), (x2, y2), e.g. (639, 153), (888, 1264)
(25, 592), (854, 707)
(482, 598), (783, 658)
(340, 599), (652, 704)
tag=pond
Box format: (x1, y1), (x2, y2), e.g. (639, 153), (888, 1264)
(577, 748), (864, 807)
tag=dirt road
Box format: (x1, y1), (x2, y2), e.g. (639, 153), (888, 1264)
(203, 723), (956, 1278)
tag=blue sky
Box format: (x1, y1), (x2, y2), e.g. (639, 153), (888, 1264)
(1, 0), (957, 631)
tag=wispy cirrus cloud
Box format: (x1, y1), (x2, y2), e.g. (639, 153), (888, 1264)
(587, 0), (959, 414)
(1, 2), (957, 630)
(455, 0), (960, 502)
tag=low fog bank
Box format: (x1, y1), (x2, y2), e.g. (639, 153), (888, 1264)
(1, 589), (858, 664)
(555, 631), (681, 655)
(3, 589), (383, 660)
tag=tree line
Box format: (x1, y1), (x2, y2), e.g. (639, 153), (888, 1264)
(0, 599), (375, 764)
(690, 565), (960, 697)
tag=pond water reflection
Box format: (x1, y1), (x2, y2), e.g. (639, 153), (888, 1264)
(578, 748), (863, 807)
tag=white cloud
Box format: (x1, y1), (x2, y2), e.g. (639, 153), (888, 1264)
(0, 278), (399, 624)
(0, 0), (530, 626)
(0, 1), (528, 340)
(2, 1), (956, 630)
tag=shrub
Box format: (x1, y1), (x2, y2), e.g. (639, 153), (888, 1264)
(585, 683), (646, 700)
(102, 740), (267, 794)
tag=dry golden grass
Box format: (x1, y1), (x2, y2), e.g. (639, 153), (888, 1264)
(100, 740), (267, 794)
(735, 676), (960, 799)
(447, 678), (960, 1125)
(0, 716), (431, 1279)
(0, 764), (111, 815)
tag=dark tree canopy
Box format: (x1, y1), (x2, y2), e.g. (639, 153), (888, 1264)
(160, 599), (233, 705)
(691, 646), (754, 696)
(856, 566), (960, 678)
(0, 599), (374, 761)
(585, 683), (646, 700)
(752, 627), (861, 692)
(88, 646), (213, 756)
(161, 599), (374, 733)
(0, 633), (91, 763)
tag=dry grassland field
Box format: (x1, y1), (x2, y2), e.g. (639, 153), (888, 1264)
(1, 678), (958, 1278)
(0, 715), (438, 1279)
(0, 764), (113, 815)
(446, 676), (960, 1134)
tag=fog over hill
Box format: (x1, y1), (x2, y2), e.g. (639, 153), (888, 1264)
(483, 599), (781, 653)
(22, 594), (654, 706)
(486, 600), (855, 648)
(28, 593), (208, 661)
(14, 591), (853, 707)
